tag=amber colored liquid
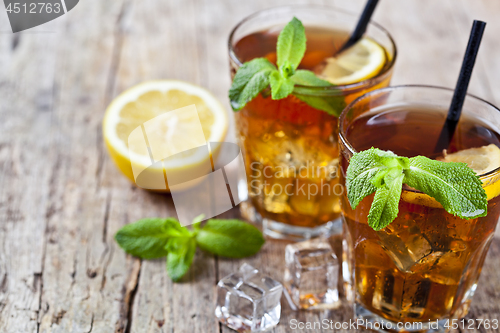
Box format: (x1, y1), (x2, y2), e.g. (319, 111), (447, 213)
(341, 106), (500, 322)
(233, 27), (392, 228)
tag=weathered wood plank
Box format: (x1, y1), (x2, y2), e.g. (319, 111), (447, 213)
(30, 1), (150, 332)
(0, 14), (61, 333)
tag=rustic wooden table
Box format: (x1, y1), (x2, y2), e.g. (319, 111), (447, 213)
(1, 0), (500, 332)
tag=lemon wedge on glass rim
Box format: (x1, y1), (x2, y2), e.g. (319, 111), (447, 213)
(318, 37), (387, 85)
(103, 80), (228, 192)
(402, 144), (500, 207)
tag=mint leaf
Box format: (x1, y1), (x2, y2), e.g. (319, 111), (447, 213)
(368, 168), (404, 230)
(277, 17), (306, 71)
(346, 148), (406, 209)
(114, 218), (190, 259)
(195, 219), (265, 258)
(291, 70), (344, 115)
(295, 94), (346, 117)
(229, 58), (276, 110)
(346, 148), (488, 231)
(404, 156), (487, 219)
(166, 237), (197, 282)
(291, 70), (332, 87)
(269, 70), (294, 100)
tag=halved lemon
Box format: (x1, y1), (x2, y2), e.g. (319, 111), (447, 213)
(402, 144), (500, 207)
(103, 80), (228, 191)
(317, 37), (387, 85)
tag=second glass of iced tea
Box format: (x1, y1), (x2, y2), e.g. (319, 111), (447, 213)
(228, 6), (396, 240)
(339, 85), (500, 332)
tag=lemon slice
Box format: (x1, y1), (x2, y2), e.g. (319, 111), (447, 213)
(402, 144), (500, 206)
(440, 144), (500, 200)
(318, 37), (386, 85)
(439, 144), (500, 176)
(103, 80), (228, 191)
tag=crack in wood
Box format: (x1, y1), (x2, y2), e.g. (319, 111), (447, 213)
(84, 313), (95, 333)
(100, 245), (114, 292)
(96, 0), (131, 189)
(124, 262), (140, 333)
(36, 272), (44, 333)
(0, 273), (7, 293)
(115, 258), (141, 333)
(11, 34), (20, 51)
(94, 125), (106, 192)
(51, 309), (67, 325)
(86, 268), (98, 279)
(102, 192), (112, 243)
(104, 0), (131, 106)
(33, 273), (42, 293)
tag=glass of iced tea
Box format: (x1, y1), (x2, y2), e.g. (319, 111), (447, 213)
(339, 85), (500, 332)
(228, 6), (397, 240)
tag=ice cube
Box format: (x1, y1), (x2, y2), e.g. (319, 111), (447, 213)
(376, 228), (432, 272)
(372, 271), (401, 318)
(215, 263), (283, 332)
(284, 237), (341, 310)
(412, 251), (464, 285)
(401, 276), (432, 319)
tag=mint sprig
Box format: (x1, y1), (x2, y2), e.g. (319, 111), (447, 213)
(229, 17), (343, 115)
(346, 147), (487, 231)
(115, 217), (265, 282)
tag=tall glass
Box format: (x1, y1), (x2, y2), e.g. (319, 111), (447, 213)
(339, 85), (500, 332)
(228, 6), (397, 240)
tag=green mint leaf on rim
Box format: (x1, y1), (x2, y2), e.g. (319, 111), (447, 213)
(195, 219), (265, 258)
(276, 17), (306, 71)
(229, 58), (276, 110)
(345, 147), (487, 231)
(269, 70), (294, 99)
(228, 17), (342, 114)
(114, 218), (190, 259)
(404, 156), (487, 219)
(166, 237), (197, 282)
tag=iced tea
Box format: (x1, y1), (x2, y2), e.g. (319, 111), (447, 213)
(229, 6), (396, 239)
(339, 86), (500, 330)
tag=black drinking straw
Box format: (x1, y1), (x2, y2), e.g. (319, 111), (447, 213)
(434, 20), (486, 153)
(338, 0), (380, 53)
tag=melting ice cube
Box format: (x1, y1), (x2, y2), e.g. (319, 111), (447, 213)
(215, 263), (283, 332)
(284, 237), (341, 310)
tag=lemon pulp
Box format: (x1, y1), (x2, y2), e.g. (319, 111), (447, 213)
(317, 37), (387, 85)
(103, 80), (228, 191)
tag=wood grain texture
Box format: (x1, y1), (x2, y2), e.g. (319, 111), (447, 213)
(0, 0), (499, 332)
